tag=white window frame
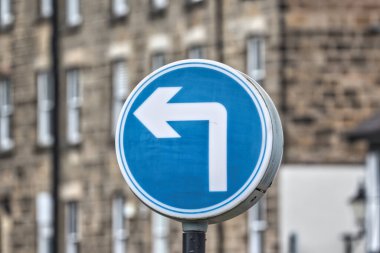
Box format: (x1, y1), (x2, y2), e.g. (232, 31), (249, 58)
(151, 212), (169, 253)
(40, 0), (53, 18)
(113, 195), (127, 253)
(66, 69), (81, 145)
(112, 0), (129, 17)
(66, 202), (79, 253)
(36, 192), (53, 253)
(151, 53), (166, 71)
(0, 0), (14, 27)
(248, 197), (267, 253)
(66, 0), (82, 27)
(247, 37), (265, 82)
(112, 61), (129, 135)
(0, 78), (14, 152)
(188, 46), (205, 59)
(151, 0), (168, 12)
(37, 72), (54, 147)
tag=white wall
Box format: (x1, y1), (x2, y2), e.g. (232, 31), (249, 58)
(279, 165), (365, 253)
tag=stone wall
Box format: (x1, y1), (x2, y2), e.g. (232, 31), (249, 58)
(283, 0), (380, 163)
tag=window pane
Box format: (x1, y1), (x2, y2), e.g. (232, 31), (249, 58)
(247, 38), (265, 81)
(248, 198), (267, 253)
(37, 72), (54, 146)
(0, 79), (11, 110)
(113, 196), (126, 253)
(0, 0), (13, 26)
(66, 202), (78, 253)
(36, 193), (53, 253)
(66, 70), (81, 144)
(68, 202), (77, 234)
(152, 0), (168, 10)
(67, 70), (80, 101)
(112, 61), (129, 135)
(151, 54), (165, 71)
(113, 61), (128, 99)
(0, 117), (12, 150)
(113, 0), (128, 17)
(113, 196), (124, 231)
(256, 40), (263, 71)
(0, 81), (6, 108)
(152, 212), (169, 253)
(66, 0), (81, 26)
(0, 79), (13, 151)
(187, 0), (203, 4)
(41, 0), (53, 17)
(188, 46), (204, 59)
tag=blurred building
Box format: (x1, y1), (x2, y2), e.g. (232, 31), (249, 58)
(0, 0), (380, 253)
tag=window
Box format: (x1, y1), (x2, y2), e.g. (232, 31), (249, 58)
(188, 46), (205, 59)
(66, 69), (81, 145)
(247, 37), (265, 82)
(0, 0), (13, 27)
(151, 212), (169, 253)
(248, 198), (267, 253)
(0, 78), (14, 152)
(66, 202), (79, 253)
(0, 209), (11, 253)
(186, 0), (203, 5)
(36, 193), (53, 253)
(151, 0), (168, 12)
(40, 0), (52, 18)
(37, 72), (54, 147)
(66, 0), (81, 27)
(151, 53), (166, 71)
(112, 0), (128, 17)
(0, 196), (11, 253)
(113, 196), (127, 253)
(112, 61), (129, 135)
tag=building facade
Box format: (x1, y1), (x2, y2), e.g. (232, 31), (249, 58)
(1, 0), (380, 253)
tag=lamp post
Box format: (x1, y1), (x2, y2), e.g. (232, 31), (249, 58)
(350, 183), (366, 229)
(343, 183), (366, 253)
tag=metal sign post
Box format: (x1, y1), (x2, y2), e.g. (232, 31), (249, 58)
(182, 223), (207, 253)
(115, 59), (283, 252)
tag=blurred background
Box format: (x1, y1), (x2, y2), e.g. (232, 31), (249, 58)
(0, 0), (379, 253)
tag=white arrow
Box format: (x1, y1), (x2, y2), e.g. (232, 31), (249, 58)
(134, 87), (228, 192)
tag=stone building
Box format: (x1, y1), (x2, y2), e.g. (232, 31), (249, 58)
(1, 0), (380, 253)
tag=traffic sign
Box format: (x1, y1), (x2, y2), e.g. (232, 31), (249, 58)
(115, 59), (283, 223)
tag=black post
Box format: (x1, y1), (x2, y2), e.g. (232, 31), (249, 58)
(288, 233), (298, 253)
(342, 234), (352, 253)
(183, 231), (206, 253)
(182, 223), (208, 253)
(51, 0), (61, 252)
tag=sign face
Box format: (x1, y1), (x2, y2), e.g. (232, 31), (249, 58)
(116, 60), (283, 223)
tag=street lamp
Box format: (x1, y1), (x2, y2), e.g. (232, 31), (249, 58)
(350, 183), (366, 229)
(342, 183), (366, 253)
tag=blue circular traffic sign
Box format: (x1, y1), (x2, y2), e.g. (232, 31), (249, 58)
(115, 60), (283, 222)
